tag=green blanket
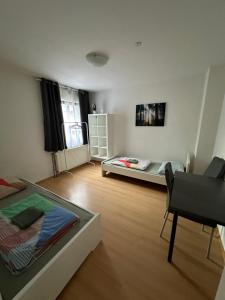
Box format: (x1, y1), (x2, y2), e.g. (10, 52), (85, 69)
(0, 193), (54, 220)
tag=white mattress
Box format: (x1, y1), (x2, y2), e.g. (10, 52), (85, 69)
(104, 157), (161, 174)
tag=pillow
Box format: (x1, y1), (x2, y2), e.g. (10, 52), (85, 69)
(0, 177), (27, 200)
(158, 161), (184, 175)
(11, 206), (44, 229)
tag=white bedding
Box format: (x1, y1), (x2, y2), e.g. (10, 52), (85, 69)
(107, 157), (151, 171)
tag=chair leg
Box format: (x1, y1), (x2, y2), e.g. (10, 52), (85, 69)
(206, 227), (215, 259)
(160, 211), (169, 238)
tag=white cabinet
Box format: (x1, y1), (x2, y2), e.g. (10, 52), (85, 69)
(88, 114), (113, 160)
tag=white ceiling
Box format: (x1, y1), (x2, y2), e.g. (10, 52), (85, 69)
(0, 0), (225, 91)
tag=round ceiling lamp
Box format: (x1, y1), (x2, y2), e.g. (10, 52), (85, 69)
(135, 41), (143, 47)
(86, 52), (109, 67)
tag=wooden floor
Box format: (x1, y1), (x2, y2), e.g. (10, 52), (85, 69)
(39, 163), (224, 300)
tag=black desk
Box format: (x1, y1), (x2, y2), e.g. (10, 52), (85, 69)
(168, 172), (225, 263)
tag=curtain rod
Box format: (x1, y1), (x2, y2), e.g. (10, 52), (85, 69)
(35, 77), (78, 92)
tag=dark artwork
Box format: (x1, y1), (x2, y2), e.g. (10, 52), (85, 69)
(136, 102), (166, 126)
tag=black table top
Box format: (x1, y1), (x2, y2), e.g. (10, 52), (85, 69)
(170, 172), (225, 226)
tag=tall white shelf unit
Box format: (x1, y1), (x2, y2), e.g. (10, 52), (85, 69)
(88, 114), (113, 160)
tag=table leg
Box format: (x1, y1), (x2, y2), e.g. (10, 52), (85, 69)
(168, 212), (178, 263)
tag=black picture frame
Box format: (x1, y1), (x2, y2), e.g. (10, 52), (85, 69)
(136, 102), (166, 126)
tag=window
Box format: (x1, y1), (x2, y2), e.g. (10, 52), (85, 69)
(60, 87), (83, 148)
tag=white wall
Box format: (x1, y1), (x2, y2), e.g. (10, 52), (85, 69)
(91, 74), (205, 163)
(194, 65), (225, 173)
(213, 95), (225, 161)
(0, 62), (53, 182)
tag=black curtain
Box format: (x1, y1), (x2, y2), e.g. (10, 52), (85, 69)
(78, 90), (90, 145)
(40, 78), (65, 152)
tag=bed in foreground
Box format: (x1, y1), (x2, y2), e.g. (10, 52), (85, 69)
(0, 180), (101, 300)
(101, 154), (190, 185)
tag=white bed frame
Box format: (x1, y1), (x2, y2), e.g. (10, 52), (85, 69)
(0, 182), (101, 300)
(101, 153), (191, 186)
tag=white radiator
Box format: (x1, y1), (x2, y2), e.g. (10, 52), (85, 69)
(55, 145), (89, 173)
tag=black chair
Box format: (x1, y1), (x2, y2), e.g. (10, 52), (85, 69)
(160, 158), (225, 259)
(204, 156), (225, 179)
(160, 162), (174, 238)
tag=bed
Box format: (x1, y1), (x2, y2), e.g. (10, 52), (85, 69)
(0, 180), (101, 300)
(101, 154), (191, 186)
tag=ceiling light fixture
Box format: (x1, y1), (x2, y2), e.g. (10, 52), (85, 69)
(135, 41), (143, 47)
(86, 52), (109, 67)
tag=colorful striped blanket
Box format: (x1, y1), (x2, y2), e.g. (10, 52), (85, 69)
(0, 193), (79, 274)
(0, 177), (27, 200)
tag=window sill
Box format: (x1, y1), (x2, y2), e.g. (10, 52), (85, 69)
(66, 144), (88, 151)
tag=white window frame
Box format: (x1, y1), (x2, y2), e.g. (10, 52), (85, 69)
(60, 87), (83, 149)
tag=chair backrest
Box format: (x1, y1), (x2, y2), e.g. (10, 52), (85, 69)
(165, 162), (174, 207)
(204, 157), (225, 179)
